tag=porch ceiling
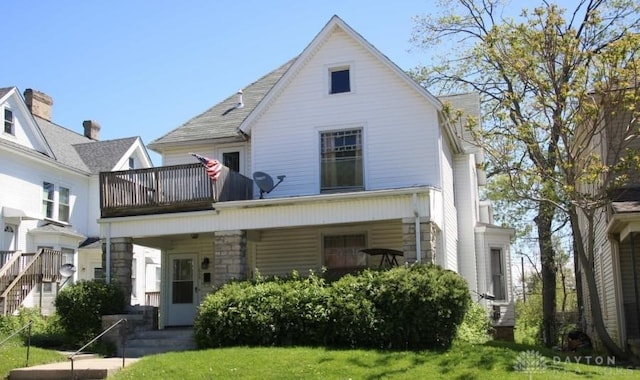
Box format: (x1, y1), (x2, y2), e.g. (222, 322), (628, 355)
(99, 187), (435, 240)
(608, 212), (640, 241)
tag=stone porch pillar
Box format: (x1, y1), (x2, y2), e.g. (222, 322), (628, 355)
(214, 230), (247, 287)
(402, 218), (437, 264)
(102, 237), (133, 305)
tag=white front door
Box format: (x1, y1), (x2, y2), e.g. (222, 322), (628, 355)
(167, 254), (198, 326)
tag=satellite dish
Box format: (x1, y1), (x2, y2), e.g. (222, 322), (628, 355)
(253, 171), (286, 199)
(59, 263), (77, 278)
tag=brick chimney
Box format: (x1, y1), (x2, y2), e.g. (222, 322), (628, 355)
(24, 89), (53, 121)
(83, 120), (100, 140)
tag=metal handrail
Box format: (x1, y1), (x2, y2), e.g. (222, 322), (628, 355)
(68, 318), (127, 378)
(0, 320), (33, 366)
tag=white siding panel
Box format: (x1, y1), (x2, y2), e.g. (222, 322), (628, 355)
(105, 191), (431, 239)
(441, 134), (458, 271)
(255, 227), (320, 277)
(250, 28), (441, 198)
(254, 220), (403, 277)
(455, 155), (477, 291)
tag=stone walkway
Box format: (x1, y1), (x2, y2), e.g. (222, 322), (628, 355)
(8, 357), (139, 380)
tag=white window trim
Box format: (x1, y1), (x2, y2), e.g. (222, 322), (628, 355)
(324, 61), (356, 97)
(489, 247), (507, 301)
(42, 181), (72, 224)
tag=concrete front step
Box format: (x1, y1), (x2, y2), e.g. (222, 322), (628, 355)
(123, 327), (197, 357)
(8, 357), (139, 380)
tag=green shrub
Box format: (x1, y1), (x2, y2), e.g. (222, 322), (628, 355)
(0, 308), (65, 348)
(455, 301), (492, 344)
(195, 264), (470, 350)
(195, 271), (330, 347)
(54, 280), (126, 346)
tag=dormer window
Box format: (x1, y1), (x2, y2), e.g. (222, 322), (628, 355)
(329, 67), (351, 94)
(4, 108), (14, 135)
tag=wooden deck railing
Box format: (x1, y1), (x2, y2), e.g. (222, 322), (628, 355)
(0, 248), (63, 316)
(0, 251), (17, 269)
(145, 291), (160, 307)
(100, 163), (253, 217)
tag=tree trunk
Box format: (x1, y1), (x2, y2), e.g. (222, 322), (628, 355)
(536, 203), (557, 347)
(570, 209), (628, 359)
(573, 237), (585, 330)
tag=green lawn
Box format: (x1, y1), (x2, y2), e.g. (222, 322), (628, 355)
(111, 341), (639, 379)
(0, 337), (67, 379)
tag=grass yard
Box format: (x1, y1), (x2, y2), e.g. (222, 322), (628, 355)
(0, 337), (67, 379)
(111, 341), (639, 379)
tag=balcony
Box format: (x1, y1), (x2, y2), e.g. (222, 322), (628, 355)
(100, 163), (253, 218)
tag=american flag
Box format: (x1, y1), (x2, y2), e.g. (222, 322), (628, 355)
(190, 153), (222, 181)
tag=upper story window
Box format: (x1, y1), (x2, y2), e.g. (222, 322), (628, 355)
(329, 67), (351, 94)
(128, 157), (135, 170)
(42, 182), (55, 219)
(223, 151), (240, 172)
(42, 182), (71, 222)
(4, 108), (14, 135)
(490, 248), (506, 301)
(320, 128), (363, 193)
(58, 187), (70, 222)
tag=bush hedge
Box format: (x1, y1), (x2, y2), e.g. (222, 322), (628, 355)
(194, 264), (470, 350)
(54, 280), (126, 346)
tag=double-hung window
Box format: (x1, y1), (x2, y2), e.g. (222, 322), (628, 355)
(320, 129), (363, 193)
(42, 182), (71, 222)
(4, 108), (13, 135)
(42, 182), (55, 219)
(58, 187), (70, 222)
(490, 248), (506, 300)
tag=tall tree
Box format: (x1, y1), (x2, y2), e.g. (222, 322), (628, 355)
(410, 0), (639, 356)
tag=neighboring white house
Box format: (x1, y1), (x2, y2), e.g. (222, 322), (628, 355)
(97, 15), (515, 338)
(575, 83), (640, 356)
(0, 87), (160, 315)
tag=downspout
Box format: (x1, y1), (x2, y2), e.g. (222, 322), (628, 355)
(106, 222), (111, 284)
(413, 193), (422, 263)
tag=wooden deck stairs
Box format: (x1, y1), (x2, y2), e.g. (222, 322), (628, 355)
(0, 248), (63, 315)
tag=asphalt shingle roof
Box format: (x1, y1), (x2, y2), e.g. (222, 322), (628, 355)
(74, 137), (138, 173)
(34, 116), (138, 174)
(148, 58), (296, 150)
(0, 87), (11, 98)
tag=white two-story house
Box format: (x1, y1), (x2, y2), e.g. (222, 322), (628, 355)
(97, 15), (515, 338)
(0, 87), (160, 315)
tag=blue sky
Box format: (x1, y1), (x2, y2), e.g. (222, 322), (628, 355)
(5, 0), (576, 165)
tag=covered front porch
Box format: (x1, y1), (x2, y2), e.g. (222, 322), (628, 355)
(98, 187), (441, 328)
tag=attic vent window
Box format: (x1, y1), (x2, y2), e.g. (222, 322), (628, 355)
(329, 67), (351, 94)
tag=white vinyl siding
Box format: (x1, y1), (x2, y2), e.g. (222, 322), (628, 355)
(250, 28), (441, 198)
(253, 220), (403, 278)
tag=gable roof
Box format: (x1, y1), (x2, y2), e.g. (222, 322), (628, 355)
(148, 58), (296, 152)
(239, 15), (443, 134)
(0, 86), (56, 158)
(74, 137), (140, 173)
(148, 15), (445, 150)
(2, 86), (147, 174)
